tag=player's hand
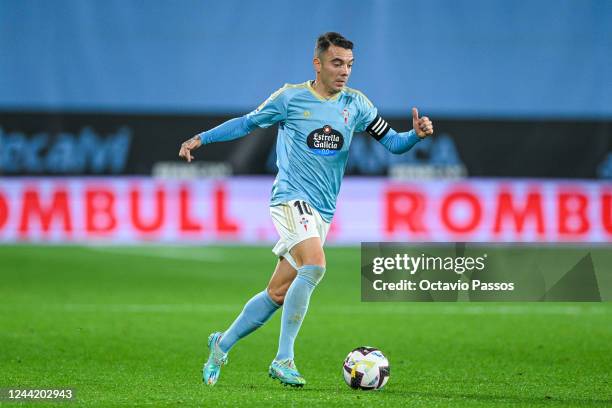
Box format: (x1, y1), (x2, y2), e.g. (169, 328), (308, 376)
(412, 107), (434, 138)
(178, 135), (202, 162)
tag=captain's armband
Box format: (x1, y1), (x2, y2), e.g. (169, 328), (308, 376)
(365, 115), (391, 140)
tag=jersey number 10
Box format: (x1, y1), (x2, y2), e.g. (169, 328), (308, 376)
(293, 200), (313, 216)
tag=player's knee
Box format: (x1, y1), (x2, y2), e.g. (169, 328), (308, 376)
(267, 286), (286, 305)
(291, 238), (326, 268)
(297, 264), (326, 286)
(300, 251), (326, 268)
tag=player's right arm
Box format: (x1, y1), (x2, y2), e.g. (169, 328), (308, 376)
(352, 91), (433, 155)
(178, 85), (289, 162)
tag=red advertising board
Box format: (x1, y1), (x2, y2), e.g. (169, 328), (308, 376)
(0, 177), (610, 243)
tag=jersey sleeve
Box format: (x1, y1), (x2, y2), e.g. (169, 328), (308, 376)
(353, 92), (378, 133)
(246, 85), (290, 128)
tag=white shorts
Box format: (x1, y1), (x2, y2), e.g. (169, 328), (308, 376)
(270, 199), (331, 269)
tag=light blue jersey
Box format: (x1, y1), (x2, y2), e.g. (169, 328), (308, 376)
(199, 80), (421, 223)
(246, 81), (379, 222)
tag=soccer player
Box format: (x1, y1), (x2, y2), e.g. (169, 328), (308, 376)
(179, 32), (434, 387)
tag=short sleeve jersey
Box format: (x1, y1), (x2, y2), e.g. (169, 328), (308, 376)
(246, 81), (378, 223)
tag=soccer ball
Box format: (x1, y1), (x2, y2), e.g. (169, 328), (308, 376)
(342, 346), (390, 390)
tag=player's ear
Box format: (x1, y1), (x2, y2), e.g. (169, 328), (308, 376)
(313, 57), (321, 74)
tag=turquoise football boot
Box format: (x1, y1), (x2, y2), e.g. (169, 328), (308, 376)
(268, 359), (306, 387)
(202, 332), (228, 386)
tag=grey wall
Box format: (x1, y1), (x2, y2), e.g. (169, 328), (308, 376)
(1, 0), (611, 118)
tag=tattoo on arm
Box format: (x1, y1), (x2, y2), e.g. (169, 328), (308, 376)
(183, 135), (201, 148)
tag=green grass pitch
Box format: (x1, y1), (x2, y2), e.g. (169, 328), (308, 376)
(1, 245), (611, 407)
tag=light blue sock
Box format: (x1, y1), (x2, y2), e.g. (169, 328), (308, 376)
(218, 290), (280, 353)
(275, 265), (326, 361)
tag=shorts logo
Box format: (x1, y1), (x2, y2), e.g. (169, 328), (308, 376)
(306, 125), (344, 156)
(300, 217), (309, 231)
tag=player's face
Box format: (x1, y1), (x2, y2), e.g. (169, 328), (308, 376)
(316, 45), (353, 94)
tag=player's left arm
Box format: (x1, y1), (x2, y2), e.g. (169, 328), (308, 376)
(178, 85), (289, 162)
(178, 116), (256, 162)
(367, 107), (433, 154)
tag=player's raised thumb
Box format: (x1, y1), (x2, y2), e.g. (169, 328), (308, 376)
(412, 107), (419, 121)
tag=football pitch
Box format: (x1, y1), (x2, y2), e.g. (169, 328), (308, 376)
(1, 245), (611, 407)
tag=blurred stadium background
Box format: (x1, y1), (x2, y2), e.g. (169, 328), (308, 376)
(1, 1), (612, 406)
(1, 0), (611, 244)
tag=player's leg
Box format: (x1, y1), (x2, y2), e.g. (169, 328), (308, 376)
(267, 200), (329, 386)
(274, 237), (325, 360)
(218, 257), (295, 352)
(266, 257), (297, 305)
(270, 237), (326, 387)
(203, 259), (293, 386)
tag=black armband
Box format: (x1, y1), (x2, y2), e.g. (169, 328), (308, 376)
(365, 115), (391, 140)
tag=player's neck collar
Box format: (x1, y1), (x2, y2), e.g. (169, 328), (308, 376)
(307, 80), (343, 102)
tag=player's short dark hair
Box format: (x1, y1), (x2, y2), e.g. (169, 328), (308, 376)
(315, 32), (353, 57)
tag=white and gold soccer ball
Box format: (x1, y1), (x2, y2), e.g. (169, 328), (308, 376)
(342, 346), (390, 390)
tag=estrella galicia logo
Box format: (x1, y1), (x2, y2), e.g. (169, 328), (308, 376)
(306, 125), (344, 156)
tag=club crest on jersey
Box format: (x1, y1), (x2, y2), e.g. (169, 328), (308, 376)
(306, 124), (344, 156)
(300, 217), (309, 231)
(342, 109), (350, 124)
